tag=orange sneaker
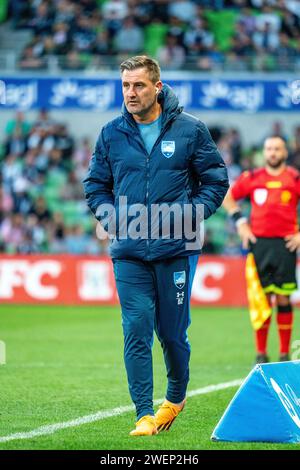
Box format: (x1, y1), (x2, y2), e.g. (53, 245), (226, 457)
(129, 415), (158, 436)
(155, 399), (186, 433)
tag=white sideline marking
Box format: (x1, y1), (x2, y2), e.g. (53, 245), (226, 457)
(0, 379), (242, 443)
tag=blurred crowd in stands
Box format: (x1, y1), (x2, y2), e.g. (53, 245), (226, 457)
(0, 109), (109, 255)
(1, 109), (300, 255)
(5, 0), (300, 71)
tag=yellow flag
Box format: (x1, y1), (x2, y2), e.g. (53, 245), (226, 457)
(245, 253), (272, 330)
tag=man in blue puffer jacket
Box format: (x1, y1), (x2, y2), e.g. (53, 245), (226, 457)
(83, 56), (229, 436)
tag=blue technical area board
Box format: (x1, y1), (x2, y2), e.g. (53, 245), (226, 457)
(211, 361), (300, 443)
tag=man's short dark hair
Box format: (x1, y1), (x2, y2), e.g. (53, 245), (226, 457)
(265, 135), (287, 146)
(120, 56), (161, 84)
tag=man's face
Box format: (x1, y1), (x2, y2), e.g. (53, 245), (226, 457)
(264, 137), (288, 169)
(122, 68), (161, 117)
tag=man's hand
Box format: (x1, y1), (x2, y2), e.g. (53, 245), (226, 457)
(237, 221), (257, 249)
(285, 233), (300, 252)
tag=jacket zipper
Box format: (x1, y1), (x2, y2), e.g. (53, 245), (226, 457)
(145, 120), (175, 260)
(122, 115), (176, 261)
(127, 130), (151, 259)
(145, 151), (150, 260)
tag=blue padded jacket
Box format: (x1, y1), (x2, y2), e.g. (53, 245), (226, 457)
(83, 84), (229, 260)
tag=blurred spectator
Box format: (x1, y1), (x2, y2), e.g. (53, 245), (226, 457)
(54, 124), (74, 160)
(128, 0), (155, 26)
(230, 36), (253, 62)
(167, 15), (186, 47)
(102, 0), (129, 21)
(34, 109), (56, 131)
(217, 133), (241, 184)
(291, 125), (300, 153)
(23, 151), (40, 184)
(231, 22), (254, 58)
(168, 0), (197, 23)
(151, 0), (169, 23)
(196, 45), (224, 70)
(202, 229), (218, 254)
(48, 148), (65, 171)
(228, 128), (243, 165)
(275, 33), (298, 69)
(255, 5), (282, 33)
(102, 0), (129, 40)
(0, 213), (26, 252)
(2, 154), (22, 194)
(19, 45), (46, 70)
(281, 7), (300, 38)
(26, 213), (46, 250)
(4, 127), (27, 157)
(73, 137), (92, 181)
(184, 18), (214, 57)
(223, 234), (243, 255)
(34, 146), (49, 174)
(5, 111), (31, 138)
(12, 177), (32, 215)
(252, 22), (280, 52)
(60, 171), (84, 201)
(10, 0), (31, 29)
(27, 126), (55, 154)
(28, 2), (54, 36)
(79, 0), (98, 15)
(48, 212), (67, 253)
(266, 121), (289, 142)
(72, 14), (96, 52)
(92, 29), (112, 56)
(0, 187), (13, 214)
(157, 33), (186, 69)
(62, 49), (86, 70)
(289, 125), (300, 169)
(30, 196), (52, 224)
(285, 0), (300, 18)
(17, 232), (40, 254)
(65, 224), (90, 254)
(114, 17), (144, 54)
(52, 23), (71, 55)
(53, 0), (76, 25)
(237, 8), (256, 35)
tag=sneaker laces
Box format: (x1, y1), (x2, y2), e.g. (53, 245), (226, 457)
(136, 415), (155, 426)
(158, 402), (181, 420)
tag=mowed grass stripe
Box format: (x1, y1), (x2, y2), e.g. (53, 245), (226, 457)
(0, 379), (242, 443)
(2, 305), (298, 449)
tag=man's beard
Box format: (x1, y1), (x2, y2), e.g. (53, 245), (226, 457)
(129, 97), (156, 117)
(266, 157), (285, 169)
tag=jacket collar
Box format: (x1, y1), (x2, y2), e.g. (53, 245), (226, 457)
(118, 84), (182, 134)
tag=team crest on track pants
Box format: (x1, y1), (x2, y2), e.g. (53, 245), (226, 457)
(113, 255), (199, 419)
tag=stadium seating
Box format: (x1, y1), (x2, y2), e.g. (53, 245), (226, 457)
(0, 1), (299, 72)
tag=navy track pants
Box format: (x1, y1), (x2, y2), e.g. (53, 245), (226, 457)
(113, 255), (199, 420)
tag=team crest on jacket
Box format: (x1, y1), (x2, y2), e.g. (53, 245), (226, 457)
(253, 188), (268, 205)
(161, 141), (175, 158)
(174, 271), (186, 289)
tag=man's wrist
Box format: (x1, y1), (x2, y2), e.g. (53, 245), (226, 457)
(230, 210), (247, 227)
(236, 217), (248, 228)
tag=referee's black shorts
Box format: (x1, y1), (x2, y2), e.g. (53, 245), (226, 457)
(250, 237), (297, 295)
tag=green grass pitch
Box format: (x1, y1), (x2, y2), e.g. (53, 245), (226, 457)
(0, 305), (299, 450)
